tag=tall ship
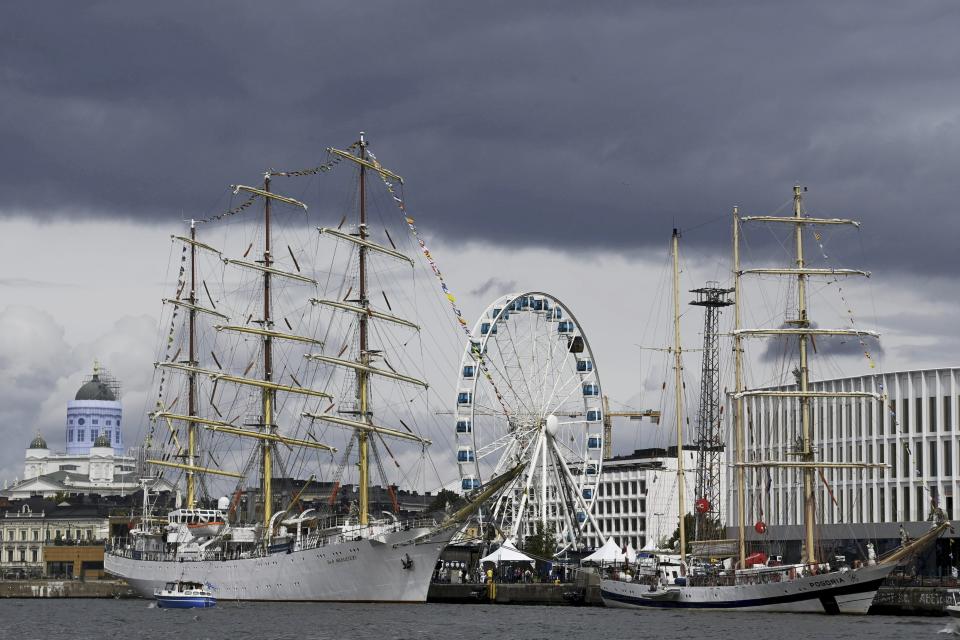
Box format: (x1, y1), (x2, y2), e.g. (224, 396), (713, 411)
(106, 135), (511, 601)
(601, 187), (949, 613)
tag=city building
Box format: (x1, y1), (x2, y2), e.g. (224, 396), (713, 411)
(0, 499), (113, 579)
(3, 364), (172, 499)
(723, 366), (960, 574)
(583, 446), (716, 551)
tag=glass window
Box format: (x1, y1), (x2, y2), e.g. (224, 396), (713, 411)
(946, 399), (953, 432)
(115, 431), (120, 443)
(946, 441), (953, 477)
(930, 397), (937, 432)
(77, 417), (85, 426)
(917, 444), (924, 478)
(68, 430), (74, 443)
(930, 441), (937, 476)
(915, 398), (922, 432)
(78, 429), (84, 441)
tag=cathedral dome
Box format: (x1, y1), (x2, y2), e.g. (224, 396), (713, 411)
(75, 374), (116, 402)
(29, 434), (48, 449)
(93, 433), (113, 448)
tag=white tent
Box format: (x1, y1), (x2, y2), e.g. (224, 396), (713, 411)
(624, 543), (637, 564)
(581, 538), (627, 565)
(480, 539), (535, 566)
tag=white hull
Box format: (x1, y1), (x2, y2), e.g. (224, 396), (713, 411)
(106, 526), (450, 602)
(601, 563), (895, 614)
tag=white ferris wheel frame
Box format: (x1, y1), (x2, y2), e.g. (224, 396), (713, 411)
(453, 291), (605, 551)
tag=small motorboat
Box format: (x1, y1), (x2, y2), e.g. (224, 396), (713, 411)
(946, 589), (960, 618)
(154, 581), (216, 608)
(639, 587), (682, 602)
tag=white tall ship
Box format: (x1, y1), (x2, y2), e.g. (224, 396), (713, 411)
(602, 187), (949, 613)
(106, 135), (510, 601)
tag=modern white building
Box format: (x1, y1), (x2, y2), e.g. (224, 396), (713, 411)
(725, 367), (959, 530)
(584, 446), (715, 551)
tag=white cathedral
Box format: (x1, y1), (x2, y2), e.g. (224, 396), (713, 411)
(3, 365), (171, 499)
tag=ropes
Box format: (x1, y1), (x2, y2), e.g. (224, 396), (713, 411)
(810, 228), (876, 368)
(364, 146), (514, 419)
(148, 240), (190, 449)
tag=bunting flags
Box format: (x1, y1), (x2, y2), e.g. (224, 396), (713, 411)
(197, 193), (261, 225)
(365, 147), (513, 418)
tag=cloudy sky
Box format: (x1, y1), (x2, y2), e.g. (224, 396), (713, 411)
(2, 2), (959, 487)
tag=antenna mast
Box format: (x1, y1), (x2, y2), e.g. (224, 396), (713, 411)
(690, 282), (733, 542)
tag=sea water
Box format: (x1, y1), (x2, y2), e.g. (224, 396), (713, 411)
(0, 599), (951, 640)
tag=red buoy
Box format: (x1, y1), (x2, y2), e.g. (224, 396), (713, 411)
(754, 521), (767, 534)
(694, 498), (710, 514)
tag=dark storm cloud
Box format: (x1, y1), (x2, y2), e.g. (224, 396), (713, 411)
(470, 277), (518, 298)
(3, 1), (960, 276)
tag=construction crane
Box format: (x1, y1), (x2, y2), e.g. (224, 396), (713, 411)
(601, 395), (661, 459)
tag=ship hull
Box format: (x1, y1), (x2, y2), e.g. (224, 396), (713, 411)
(106, 526), (450, 602)
(600, 563), (894, 614)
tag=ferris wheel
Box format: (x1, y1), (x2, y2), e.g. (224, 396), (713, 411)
(454, 292), (604, 552)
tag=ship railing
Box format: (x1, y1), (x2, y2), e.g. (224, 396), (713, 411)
(293, 516), (438, 552)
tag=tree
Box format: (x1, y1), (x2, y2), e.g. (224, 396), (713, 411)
(522, 522), (557, 560)
(425, 488), (459, 513)
(664, 513), (725, 555)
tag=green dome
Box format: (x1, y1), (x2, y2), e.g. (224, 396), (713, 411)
(29, 434), (48, 449)
(75, 374), (116, 401)
(93, 433), (112, 448)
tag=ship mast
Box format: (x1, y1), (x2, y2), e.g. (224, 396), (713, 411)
(300, 136), (432, 524)
(791, 185), (817, 565)
(186, 220), (198, 509)
(357, 133), (370, 526)
(671, 229), (687, 567)
(262, 173), (275, 535)
(732, 206), (747, 569)
(735, 186), (885, 569)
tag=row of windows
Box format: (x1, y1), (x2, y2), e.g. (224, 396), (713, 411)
(750, 395), (959, 445)
(67, 429), (121, 444)
(586, 535), (647, 550)
(595, 518), (643, 534)
(596, 480), (647, 497)
(68, 417), (119, 427)
(3, 529), (92, 541)
(755, 438), (954, 481)
(746, 482), (948, 525)
(3, 549), (39, 563)
(595, 499), (646, 515)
